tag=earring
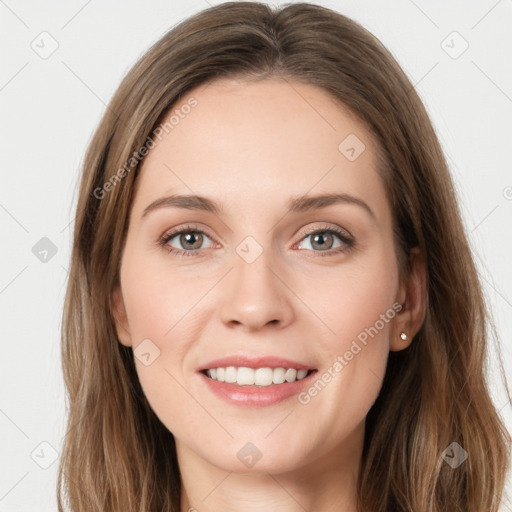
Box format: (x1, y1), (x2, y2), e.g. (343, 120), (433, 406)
(400, 332), (408, 341)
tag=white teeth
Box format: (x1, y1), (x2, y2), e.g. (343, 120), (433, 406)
(296, 369), (308, 380)
(272, 367), (286, 384)
(237, 367), (255, 385)
(225, 366), (237, 383)
(254, 368), (273, 386)
(285, 368), (297, 382)
(204, 366), (312, 386)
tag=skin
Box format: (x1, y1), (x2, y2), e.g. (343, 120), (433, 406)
(112, 77), (426, 512)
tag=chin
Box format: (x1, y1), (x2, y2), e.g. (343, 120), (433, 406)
(204, 442), (309, 475)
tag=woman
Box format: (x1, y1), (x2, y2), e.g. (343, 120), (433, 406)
(57, 2), (511, 511)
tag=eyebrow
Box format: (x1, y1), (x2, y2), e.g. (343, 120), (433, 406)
(141, 192), (375, 220)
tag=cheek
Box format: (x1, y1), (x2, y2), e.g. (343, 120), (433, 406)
(304, 246), (398, 354)
(120, 249), (205, 344)
(294, 260), (396, 444)
(295, 242), (398, 421)
(119, 255), (198, 434)
(118, 249), (213, 426)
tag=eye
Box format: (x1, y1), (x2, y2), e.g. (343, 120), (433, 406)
(158, 224), (355, 258)
(295, 226), (355, 256)
(159, 224), (216, 257)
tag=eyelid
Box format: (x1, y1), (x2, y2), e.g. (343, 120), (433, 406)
(160, 222), (351, 242)
(159, 223), (217, 246)
(159, 222), (355, 256)
(297, 222), (353, 240)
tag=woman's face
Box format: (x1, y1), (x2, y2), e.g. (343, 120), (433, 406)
(112, 77), (417, 475)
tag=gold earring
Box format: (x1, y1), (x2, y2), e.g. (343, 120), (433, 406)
(400, 332), (408, 341)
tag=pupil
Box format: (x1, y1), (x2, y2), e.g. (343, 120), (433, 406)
(183, 232), (201, 249)
(313, 233), (332, 250)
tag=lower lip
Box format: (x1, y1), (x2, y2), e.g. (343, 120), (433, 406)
(199, 370), (318, 407)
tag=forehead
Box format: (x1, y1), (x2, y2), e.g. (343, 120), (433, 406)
(132, 77), (387, 220)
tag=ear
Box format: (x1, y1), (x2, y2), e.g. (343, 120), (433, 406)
(111, 286), (133, 347)
(390, 247), (427, 351)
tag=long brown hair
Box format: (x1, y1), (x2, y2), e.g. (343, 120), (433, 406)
(57, 2), (511, 510)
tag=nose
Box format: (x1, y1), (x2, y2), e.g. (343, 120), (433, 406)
(218, 248), (295, 332)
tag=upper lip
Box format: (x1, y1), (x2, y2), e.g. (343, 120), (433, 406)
(199, 355), (316, 372)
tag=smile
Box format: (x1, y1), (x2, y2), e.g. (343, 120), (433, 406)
(202, 366), (314, 386)
(199, 366), (319, 407)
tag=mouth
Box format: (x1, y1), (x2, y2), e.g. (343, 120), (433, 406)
(201, 366), (316, 386)
(198, 365), (319, 407)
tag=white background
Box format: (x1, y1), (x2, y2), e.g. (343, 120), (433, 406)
(0, 0), (511, 510)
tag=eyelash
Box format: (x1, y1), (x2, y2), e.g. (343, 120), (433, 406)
(158, 223), (355, 258)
